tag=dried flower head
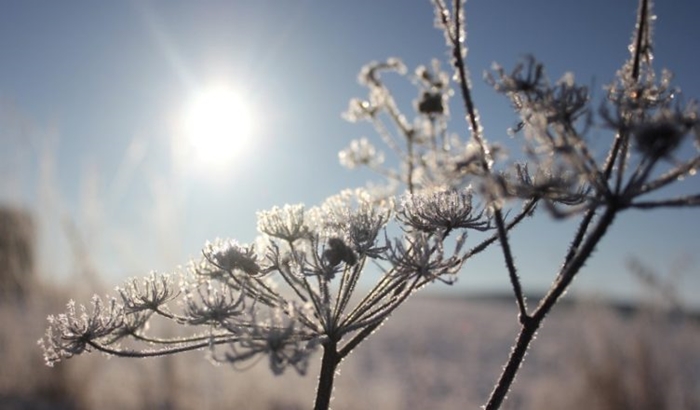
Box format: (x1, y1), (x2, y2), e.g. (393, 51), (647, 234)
(399, 188), (489, 233)
(635, 122), (683, 158)
(313, 189), (391, 256)
(257, 204), (310, 243)
(205, 240), (262, 276)
(183, 281), (246, 326)
(323, 237), (357, 267)
(39, 296), (124, 366)
(117, 271), (178, 314)
(385, 232), (465, 284)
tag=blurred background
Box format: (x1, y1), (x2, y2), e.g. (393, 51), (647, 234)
(1, 1), (699, 408)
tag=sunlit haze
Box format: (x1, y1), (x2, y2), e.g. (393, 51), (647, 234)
(178, 83), (255, 174)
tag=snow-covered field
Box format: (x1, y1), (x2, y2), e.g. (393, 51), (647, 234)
(2, 294), (699, 409)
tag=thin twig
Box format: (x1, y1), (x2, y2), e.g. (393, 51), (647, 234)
(630, 194), (700, 209)
(493, 210), (528, 321)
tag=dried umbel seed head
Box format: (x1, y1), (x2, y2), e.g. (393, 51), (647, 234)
(633, 121), (685, 160)
(417, 91), (445, 115)
(208, 240), (261, 276)
(257, 204), (310, 243)
(323, 237), (357, 267)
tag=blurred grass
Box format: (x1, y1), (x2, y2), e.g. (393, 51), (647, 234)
(3, 273), (698, 409)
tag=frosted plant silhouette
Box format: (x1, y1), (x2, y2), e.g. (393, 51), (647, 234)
(41, 189), (491, 409)
(41, 0), (700, 408)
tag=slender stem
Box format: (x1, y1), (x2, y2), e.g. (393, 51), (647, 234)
(631, 0), (649, 81)
(313, 340), (341, 410)
(614, 0), (650, 193)
(493, 209), (528, 321)
(407, 136), (415, 194)
(533, 205), (617, 321)
(447, 0), (531, 323)
(339, 321), (380, 360)
(464, 199), (537, 260)
(630, 194), (700, 209)
(450, 0), (483, 148)
(637, 156), (700, 195)
(614, 133), (630, 194)
(561, 206), (596, 270)
(484, 205), (618, 409)
(483, 321), (538, 410)
(86, 337), (236, 359)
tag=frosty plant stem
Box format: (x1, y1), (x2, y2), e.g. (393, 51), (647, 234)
(40, 0), (700, 408)
(431, 0), (698, 407)
(344, 0), (698, 407)
(485, 205), (618, 409)
(314, 339), (340, 410)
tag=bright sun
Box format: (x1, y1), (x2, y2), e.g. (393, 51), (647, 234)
(180, 84), (255, 173)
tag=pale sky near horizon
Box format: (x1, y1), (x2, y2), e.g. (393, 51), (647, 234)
(1, 0), (699, 306)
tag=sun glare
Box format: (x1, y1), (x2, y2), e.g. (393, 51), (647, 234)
(180, 84), (255, 173)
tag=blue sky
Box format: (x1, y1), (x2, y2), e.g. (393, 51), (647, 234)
(1, 1), (699, 306)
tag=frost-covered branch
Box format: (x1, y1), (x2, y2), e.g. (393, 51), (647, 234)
(40, 0), (700, 409)
(41, 188), (492, 409)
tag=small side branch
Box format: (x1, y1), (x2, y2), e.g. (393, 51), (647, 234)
(464, 199), (537, 260)
(484, 205), (618, 409)
(493, 209), (528, 322)
(534, 206), (618, 322)
(630, 194), (700, 209)
(561, 206), (596, 269)
(338, 321), (381, 360)
(86, 338), (233, 359)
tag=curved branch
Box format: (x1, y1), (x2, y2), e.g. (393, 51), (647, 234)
(86, 336), (240, 359)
